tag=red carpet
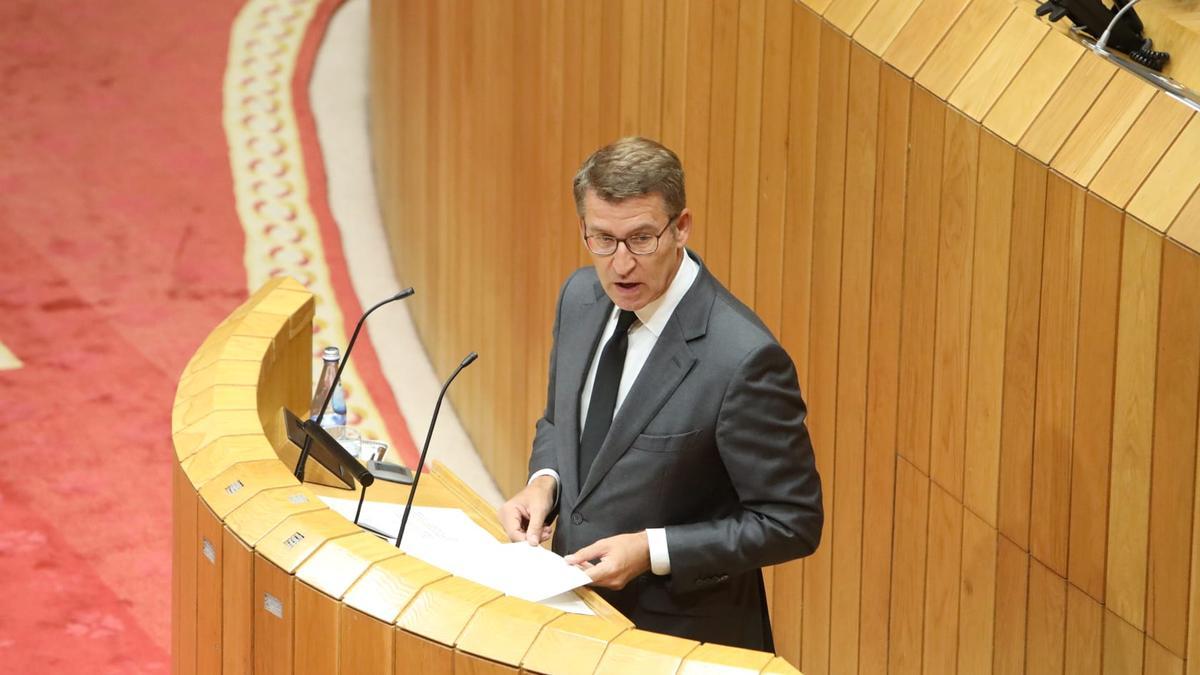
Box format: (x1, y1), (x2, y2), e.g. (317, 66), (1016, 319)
(0, 0), (413, 670)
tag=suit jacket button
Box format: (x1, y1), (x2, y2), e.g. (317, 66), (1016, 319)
(571, 513), (583, 525)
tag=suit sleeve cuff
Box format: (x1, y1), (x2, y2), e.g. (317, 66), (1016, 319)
(528, 469), (560, 509)
(647, 528), (671, 575)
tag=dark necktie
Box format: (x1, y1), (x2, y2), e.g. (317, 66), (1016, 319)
(579, 309), (638, 484)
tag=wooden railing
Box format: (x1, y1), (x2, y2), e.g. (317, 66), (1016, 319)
(170, 276), (798, 674)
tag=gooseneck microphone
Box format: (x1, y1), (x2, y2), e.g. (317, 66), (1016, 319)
(394, 351), (478, 548)
(294, 287), (415, 481)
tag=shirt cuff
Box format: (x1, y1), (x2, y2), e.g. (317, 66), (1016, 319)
(528, 468), (560, 509)
(647, 528), (671, 575)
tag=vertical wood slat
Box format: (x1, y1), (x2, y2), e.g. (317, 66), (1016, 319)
(1026, 559), (1068, 675)
(659, 0), (688, 155)
(253, 557), (293, 675)
(1106, 218), (1164, 631)
(958, 509), (997, 674)
(1105, 610), (1146, 675)
(494, 0), (518, 492)
(638, 0), (665, 138)
(1146, 639), (1186, 675)
(963, 130), (1015, 527)
(780, 3), (822, 389)
(617, 0), (642, 137)
(427, 0), (448, 384)
(338, 608), (392, 675)
(703, 0), (740, 282)
(681, 0), (714, 258)
(998, 153), (1047, 552)
(896, 85), (945, 475)
(173, 464), (199, 675)
(1029, 173), (1085, 577)
(923, 484), (964, 674)
(197, 506), (225, 674)
(1068, 195), (1125, 603)
(857, 62), (910, 675)
(527, 0), (565, 465)
(1146, 241), (1200, 656)
(728, 0), (766, 304)
(801, 21), (851, 675)
(828, 42), (879, 675)
(1065, 584), (1104, 674)
(753, 0), (793, 337)
(928, 109), (978, 501)
(890, 458), (931, 675)
(294, 583), (338, 675)
(777, 8), (823, 664)
(1188, 287), (1200, 675)
(993, 535), (1030, 675)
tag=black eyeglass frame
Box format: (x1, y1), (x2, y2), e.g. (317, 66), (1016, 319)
(581, 214), (679, 256)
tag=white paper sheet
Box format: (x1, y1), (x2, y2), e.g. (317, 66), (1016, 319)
(318, 496), (594, 613)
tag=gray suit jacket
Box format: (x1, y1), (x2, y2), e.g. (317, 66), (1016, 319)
(530, 251), (823, 651)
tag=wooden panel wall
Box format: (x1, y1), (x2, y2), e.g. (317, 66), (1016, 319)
(370, 1), (1200, 672)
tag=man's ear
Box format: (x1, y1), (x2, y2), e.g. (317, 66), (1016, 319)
(673, 208), (692, 248)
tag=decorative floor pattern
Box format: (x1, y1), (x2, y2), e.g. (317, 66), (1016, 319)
(224, 0), (396, 446)
(0, 341), (21, 371)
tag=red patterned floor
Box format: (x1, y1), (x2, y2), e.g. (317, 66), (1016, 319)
(0, 0), (250, 668)
(0, 0), (408, 670)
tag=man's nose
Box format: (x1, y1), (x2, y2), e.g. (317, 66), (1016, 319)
(612, 242), (636, 275)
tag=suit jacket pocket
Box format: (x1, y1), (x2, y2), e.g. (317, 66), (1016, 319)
(637, 576), (731, 618)
(629, 429), (702, 453)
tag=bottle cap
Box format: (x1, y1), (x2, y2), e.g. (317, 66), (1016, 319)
(322, 346), (340, 362)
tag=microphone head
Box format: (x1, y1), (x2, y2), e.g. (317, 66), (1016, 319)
(460, 352), (478, 368)
(394, 287), (415, 301)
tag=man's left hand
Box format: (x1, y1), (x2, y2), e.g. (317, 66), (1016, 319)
(564, 532), (651, 590)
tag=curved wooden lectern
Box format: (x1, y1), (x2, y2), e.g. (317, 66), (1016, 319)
(170, 276), (800, 675)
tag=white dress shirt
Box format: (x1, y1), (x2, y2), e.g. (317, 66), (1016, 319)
(531, 252), (699, 576)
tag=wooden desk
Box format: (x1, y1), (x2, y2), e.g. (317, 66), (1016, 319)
(171, 277), (798, 674)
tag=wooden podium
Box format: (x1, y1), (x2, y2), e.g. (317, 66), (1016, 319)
(171, 277), (800, 674)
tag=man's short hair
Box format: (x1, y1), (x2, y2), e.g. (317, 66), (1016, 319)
(573, 137), (686, 219)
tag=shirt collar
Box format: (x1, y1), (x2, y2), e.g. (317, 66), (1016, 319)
(614, 251), (699, 338)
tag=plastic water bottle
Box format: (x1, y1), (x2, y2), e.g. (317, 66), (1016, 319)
(310, 346), (342, 424)
(327, 380), (347, 428)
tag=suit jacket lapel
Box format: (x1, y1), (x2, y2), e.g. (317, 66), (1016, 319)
(577, 256), (714, 505)
(556, 280), (612, 503)
(577, 320), (696, 505)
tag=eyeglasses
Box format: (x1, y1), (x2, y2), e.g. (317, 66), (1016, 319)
(583, 216), (677, 256)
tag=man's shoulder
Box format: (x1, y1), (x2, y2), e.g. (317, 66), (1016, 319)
(703, 277), (779, 352)
(559, 266), (600, 303)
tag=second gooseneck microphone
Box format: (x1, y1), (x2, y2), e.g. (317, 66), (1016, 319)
(394, 351), (478, 548)
(295, 287), (415, 482)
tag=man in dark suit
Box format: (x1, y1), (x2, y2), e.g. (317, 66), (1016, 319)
(499, 137), (822, 651)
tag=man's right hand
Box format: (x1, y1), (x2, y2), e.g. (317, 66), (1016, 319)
(498, 474), (557, 546)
